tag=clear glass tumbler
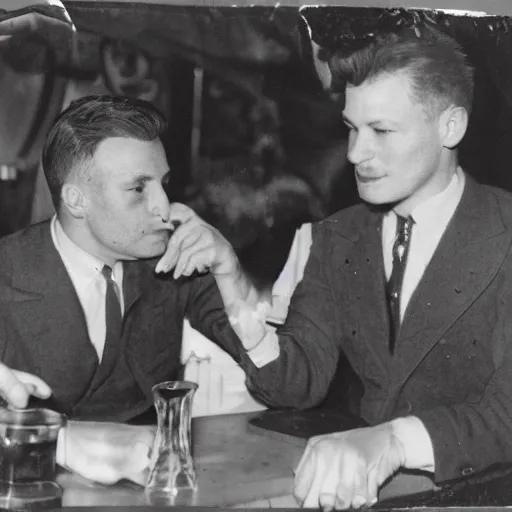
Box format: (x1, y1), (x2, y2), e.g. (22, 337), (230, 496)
(0, 407), (66, 510)
(145, 381), (198, 505)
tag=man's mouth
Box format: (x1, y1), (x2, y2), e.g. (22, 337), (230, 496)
(356, 173), (384, 183)
(148, 229), (171, 238)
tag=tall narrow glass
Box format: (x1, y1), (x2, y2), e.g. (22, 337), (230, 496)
(145, 381), (198, 504)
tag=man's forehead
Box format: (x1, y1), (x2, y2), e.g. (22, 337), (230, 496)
(344, 73), (419, 119)
(93, 136), (166, 162)
(90, 137), (169, 180)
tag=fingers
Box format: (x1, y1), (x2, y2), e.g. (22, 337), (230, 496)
(294, 435), (377, 511)
(125, 440), (153, 486)
(294, 436), (321, 503)
(168, 202), (195, 224)
(174, 243), (213, 279)
(156, 216), (227, 278)
(346, 458), (369, 509)
(366, 464), (380, 507)
(155, 214), (204, 274)
(294, 450), (316, 506)
(16, 370), (53, 398)
(0, 364), (52, 408)
(297, 451), (326, 509)
(295, 438), (340, 510)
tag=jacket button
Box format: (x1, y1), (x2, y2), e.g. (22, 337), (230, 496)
(439, 338), (447, 345)
(461, 467), (474, 476)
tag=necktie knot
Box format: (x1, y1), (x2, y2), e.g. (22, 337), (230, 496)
(392, 215), (414, 263)
(102, 265), (114, 281)
(102, 265), (122, 307)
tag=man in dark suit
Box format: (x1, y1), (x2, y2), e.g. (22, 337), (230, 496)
(0, 95), (248, 484)
(159, 24), (512, 509)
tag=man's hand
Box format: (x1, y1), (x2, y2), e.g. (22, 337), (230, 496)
(0, 361), (52, 408)
(58, 421), (155, 486)
(294, 422), (406, 510)
(155, 203), (239, 279)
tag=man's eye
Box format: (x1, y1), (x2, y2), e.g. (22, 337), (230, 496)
(132, 185), (144, 193)
(374, 128), (391, 134)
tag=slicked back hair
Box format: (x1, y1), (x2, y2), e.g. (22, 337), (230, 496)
(329, 25), (474, 120)
(42, 95), (167, 210)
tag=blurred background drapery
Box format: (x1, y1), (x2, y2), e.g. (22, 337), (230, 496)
(4, 1), (512, 286)
(0, 0), (73, 236)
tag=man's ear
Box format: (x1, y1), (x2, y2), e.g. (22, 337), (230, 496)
(61, 183), (87, 219)
(439, 105), (469, 149)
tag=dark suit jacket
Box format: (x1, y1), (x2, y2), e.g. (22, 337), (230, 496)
(242, 175), (512, 484)
(0, 220), (241, 421)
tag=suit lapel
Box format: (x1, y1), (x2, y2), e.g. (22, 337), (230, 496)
(9, 222), (98, 408)
(337, 209), (391, 381)
(122, 260), (155, 315)
(393, 177), (512, 387)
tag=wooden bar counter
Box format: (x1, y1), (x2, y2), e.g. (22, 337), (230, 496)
(55, 410), (512, 510)
(58, 412), (304, 508)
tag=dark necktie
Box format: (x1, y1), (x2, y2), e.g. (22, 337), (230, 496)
(101, 265), (122, 354)
(387, 215), (414, 354)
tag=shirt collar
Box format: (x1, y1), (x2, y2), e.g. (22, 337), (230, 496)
(396, 167), (465, 226)
(51, 215), (107, 284)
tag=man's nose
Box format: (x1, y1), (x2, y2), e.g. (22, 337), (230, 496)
(151, 185), (171, 222)
(347, 130), (374, 165)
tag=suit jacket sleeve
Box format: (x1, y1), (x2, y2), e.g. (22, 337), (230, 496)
(239, 222), (342, 409)
(179, 223), (341, 410)
(415, 256), (512, 483)
(180, 273), (257, 364)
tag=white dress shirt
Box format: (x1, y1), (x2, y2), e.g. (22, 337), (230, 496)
(50, 216), (124, 361)
(382, 168), (465, 320)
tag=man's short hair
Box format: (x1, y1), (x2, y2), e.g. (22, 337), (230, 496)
(42, 95), (167, 210)
(329, 24), (474, 119)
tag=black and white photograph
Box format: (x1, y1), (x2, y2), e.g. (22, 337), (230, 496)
(2, 0), (512, 510)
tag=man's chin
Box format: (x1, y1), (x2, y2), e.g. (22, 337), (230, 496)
(358, 186), (399, 206)
(126, 242), (168, 261)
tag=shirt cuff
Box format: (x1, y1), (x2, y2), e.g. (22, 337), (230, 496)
(391, 415), (435, 472)
(228, 300), (271, 350)
(246, 329), (280, 368)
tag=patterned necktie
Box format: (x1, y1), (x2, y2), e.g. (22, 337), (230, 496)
(387, 215), (414, 354)
(101, 265), (122, 353)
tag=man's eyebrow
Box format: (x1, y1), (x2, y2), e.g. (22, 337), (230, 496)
(126, 175), (153, 184)
(342, 115), (391, 127)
